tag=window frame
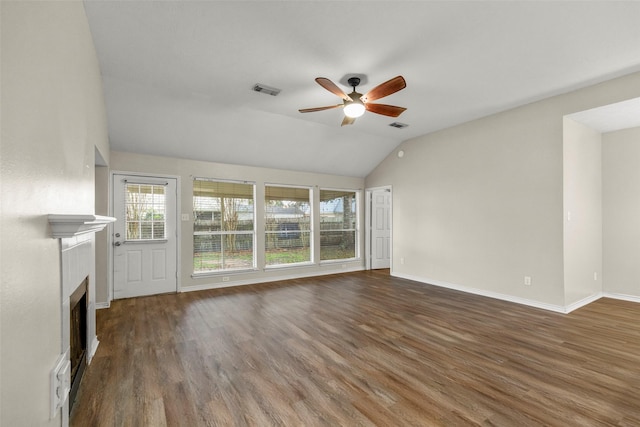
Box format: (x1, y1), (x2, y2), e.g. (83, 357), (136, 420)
(264, 183), (314, 268)
(123, 182), (168, 242)
(192, 177), (257, 276)
(319, 188), (360, 263)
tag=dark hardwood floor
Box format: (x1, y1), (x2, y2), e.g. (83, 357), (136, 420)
(71, 270), (640, 426)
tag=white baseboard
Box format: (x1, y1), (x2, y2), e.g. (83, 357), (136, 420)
(95, 301), (110, 310)
(101, 269), (640, 313)
(394, 272), (570, 314)
(393, 272), (640, 313)
(183, 265), (364, 293)
(88, 337), (99, 363)
(564, 292), (603, 313)
(603, 292), (640, 303)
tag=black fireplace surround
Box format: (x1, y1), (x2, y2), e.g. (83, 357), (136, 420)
(69, 277), (88, 410)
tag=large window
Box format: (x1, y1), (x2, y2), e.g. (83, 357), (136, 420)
(320, 189), (358, 261)
(265, 185), (312, 266)
(193, 179), (255, 273)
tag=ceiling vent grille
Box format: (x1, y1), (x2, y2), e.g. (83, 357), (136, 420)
(252, 83), (281, 96)
(389, 122), (408, 129)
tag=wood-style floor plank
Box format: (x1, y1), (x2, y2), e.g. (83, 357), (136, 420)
(71, 270), (640, 426)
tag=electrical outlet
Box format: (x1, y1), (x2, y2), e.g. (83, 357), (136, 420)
(400, 257), (405, 265)
(181, 213), (189, 221)
(50, 354), (70, 419)
(594, 272), (598, 281)
(222, 276), (230, 282)
(524, 276), (532, 286)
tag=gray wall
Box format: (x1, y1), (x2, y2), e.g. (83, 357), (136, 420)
(95, 164), (111, 304)
(366, 71), (640, 310)
(563, 118), (602, 307)
(603, 127), (640, 297)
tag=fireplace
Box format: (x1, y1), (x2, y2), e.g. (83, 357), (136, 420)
(69, 277), (88, 409)
(48, 214), (116, 426)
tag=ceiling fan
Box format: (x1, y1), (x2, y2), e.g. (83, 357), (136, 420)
(299, 75), (407, 126)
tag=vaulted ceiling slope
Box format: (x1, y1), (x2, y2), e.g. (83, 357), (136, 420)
(84, 1), (640, 178)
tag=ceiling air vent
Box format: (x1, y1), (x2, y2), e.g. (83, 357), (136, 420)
(389, 122), (408, 129)
(252, 83), (281, 96)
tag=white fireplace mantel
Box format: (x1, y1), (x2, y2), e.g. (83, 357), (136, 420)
(48, 214), (115, 423)
(48, 214), (116, 238)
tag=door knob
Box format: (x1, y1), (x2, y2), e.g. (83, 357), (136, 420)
(114, 241), (122, 247)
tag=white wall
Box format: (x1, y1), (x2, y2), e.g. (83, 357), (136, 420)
(562, 118), (602, 307)
(95, 164), (111, 304)
(603, 127), (640, 298)
(366, 71), (640, 310)
(106, 151), (365, 301)
(1, 2), (109, 425)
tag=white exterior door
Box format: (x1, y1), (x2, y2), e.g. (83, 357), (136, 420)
(112, 174), (178, 299)
(370, 188), (391, 269)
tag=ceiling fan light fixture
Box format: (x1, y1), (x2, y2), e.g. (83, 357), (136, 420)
(300, 75), (406, 125)
(344, 100), (365, 118)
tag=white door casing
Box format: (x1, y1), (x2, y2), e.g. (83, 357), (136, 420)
(112, 174), (178, 299)
(368, 187), (391, 270)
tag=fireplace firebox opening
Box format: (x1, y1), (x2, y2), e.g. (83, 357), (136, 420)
(69, 277), (88, 410)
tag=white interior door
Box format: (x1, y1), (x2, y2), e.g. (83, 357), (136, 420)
(370, 188), (391, 269)
(112, 174), (178, 299)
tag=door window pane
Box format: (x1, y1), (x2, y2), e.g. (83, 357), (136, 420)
(125, 183), (166, 240)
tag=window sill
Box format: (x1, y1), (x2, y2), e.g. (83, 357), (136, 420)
(265, 261), (315, 270)
(320, 257), (360, 265)
(191, 268), (258, 279)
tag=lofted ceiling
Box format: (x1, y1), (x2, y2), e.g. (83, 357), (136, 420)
(84, 1), (640, 178)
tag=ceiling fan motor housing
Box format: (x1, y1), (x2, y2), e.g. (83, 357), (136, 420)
(347, 77), (361, 88)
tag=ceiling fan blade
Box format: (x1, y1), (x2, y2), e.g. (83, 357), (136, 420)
(299, 104), (343, 113)
(362, 76), (406, 102)
(341, 116), (356, 126)
(365, 103), (407, 117)
(316, 77), (352, 101)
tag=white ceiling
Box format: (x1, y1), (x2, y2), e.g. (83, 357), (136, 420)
(84, 1), (640, 178)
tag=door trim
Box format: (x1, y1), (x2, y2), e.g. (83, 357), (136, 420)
(365, 185), (392, 271)
(109, 170), (182, 302)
